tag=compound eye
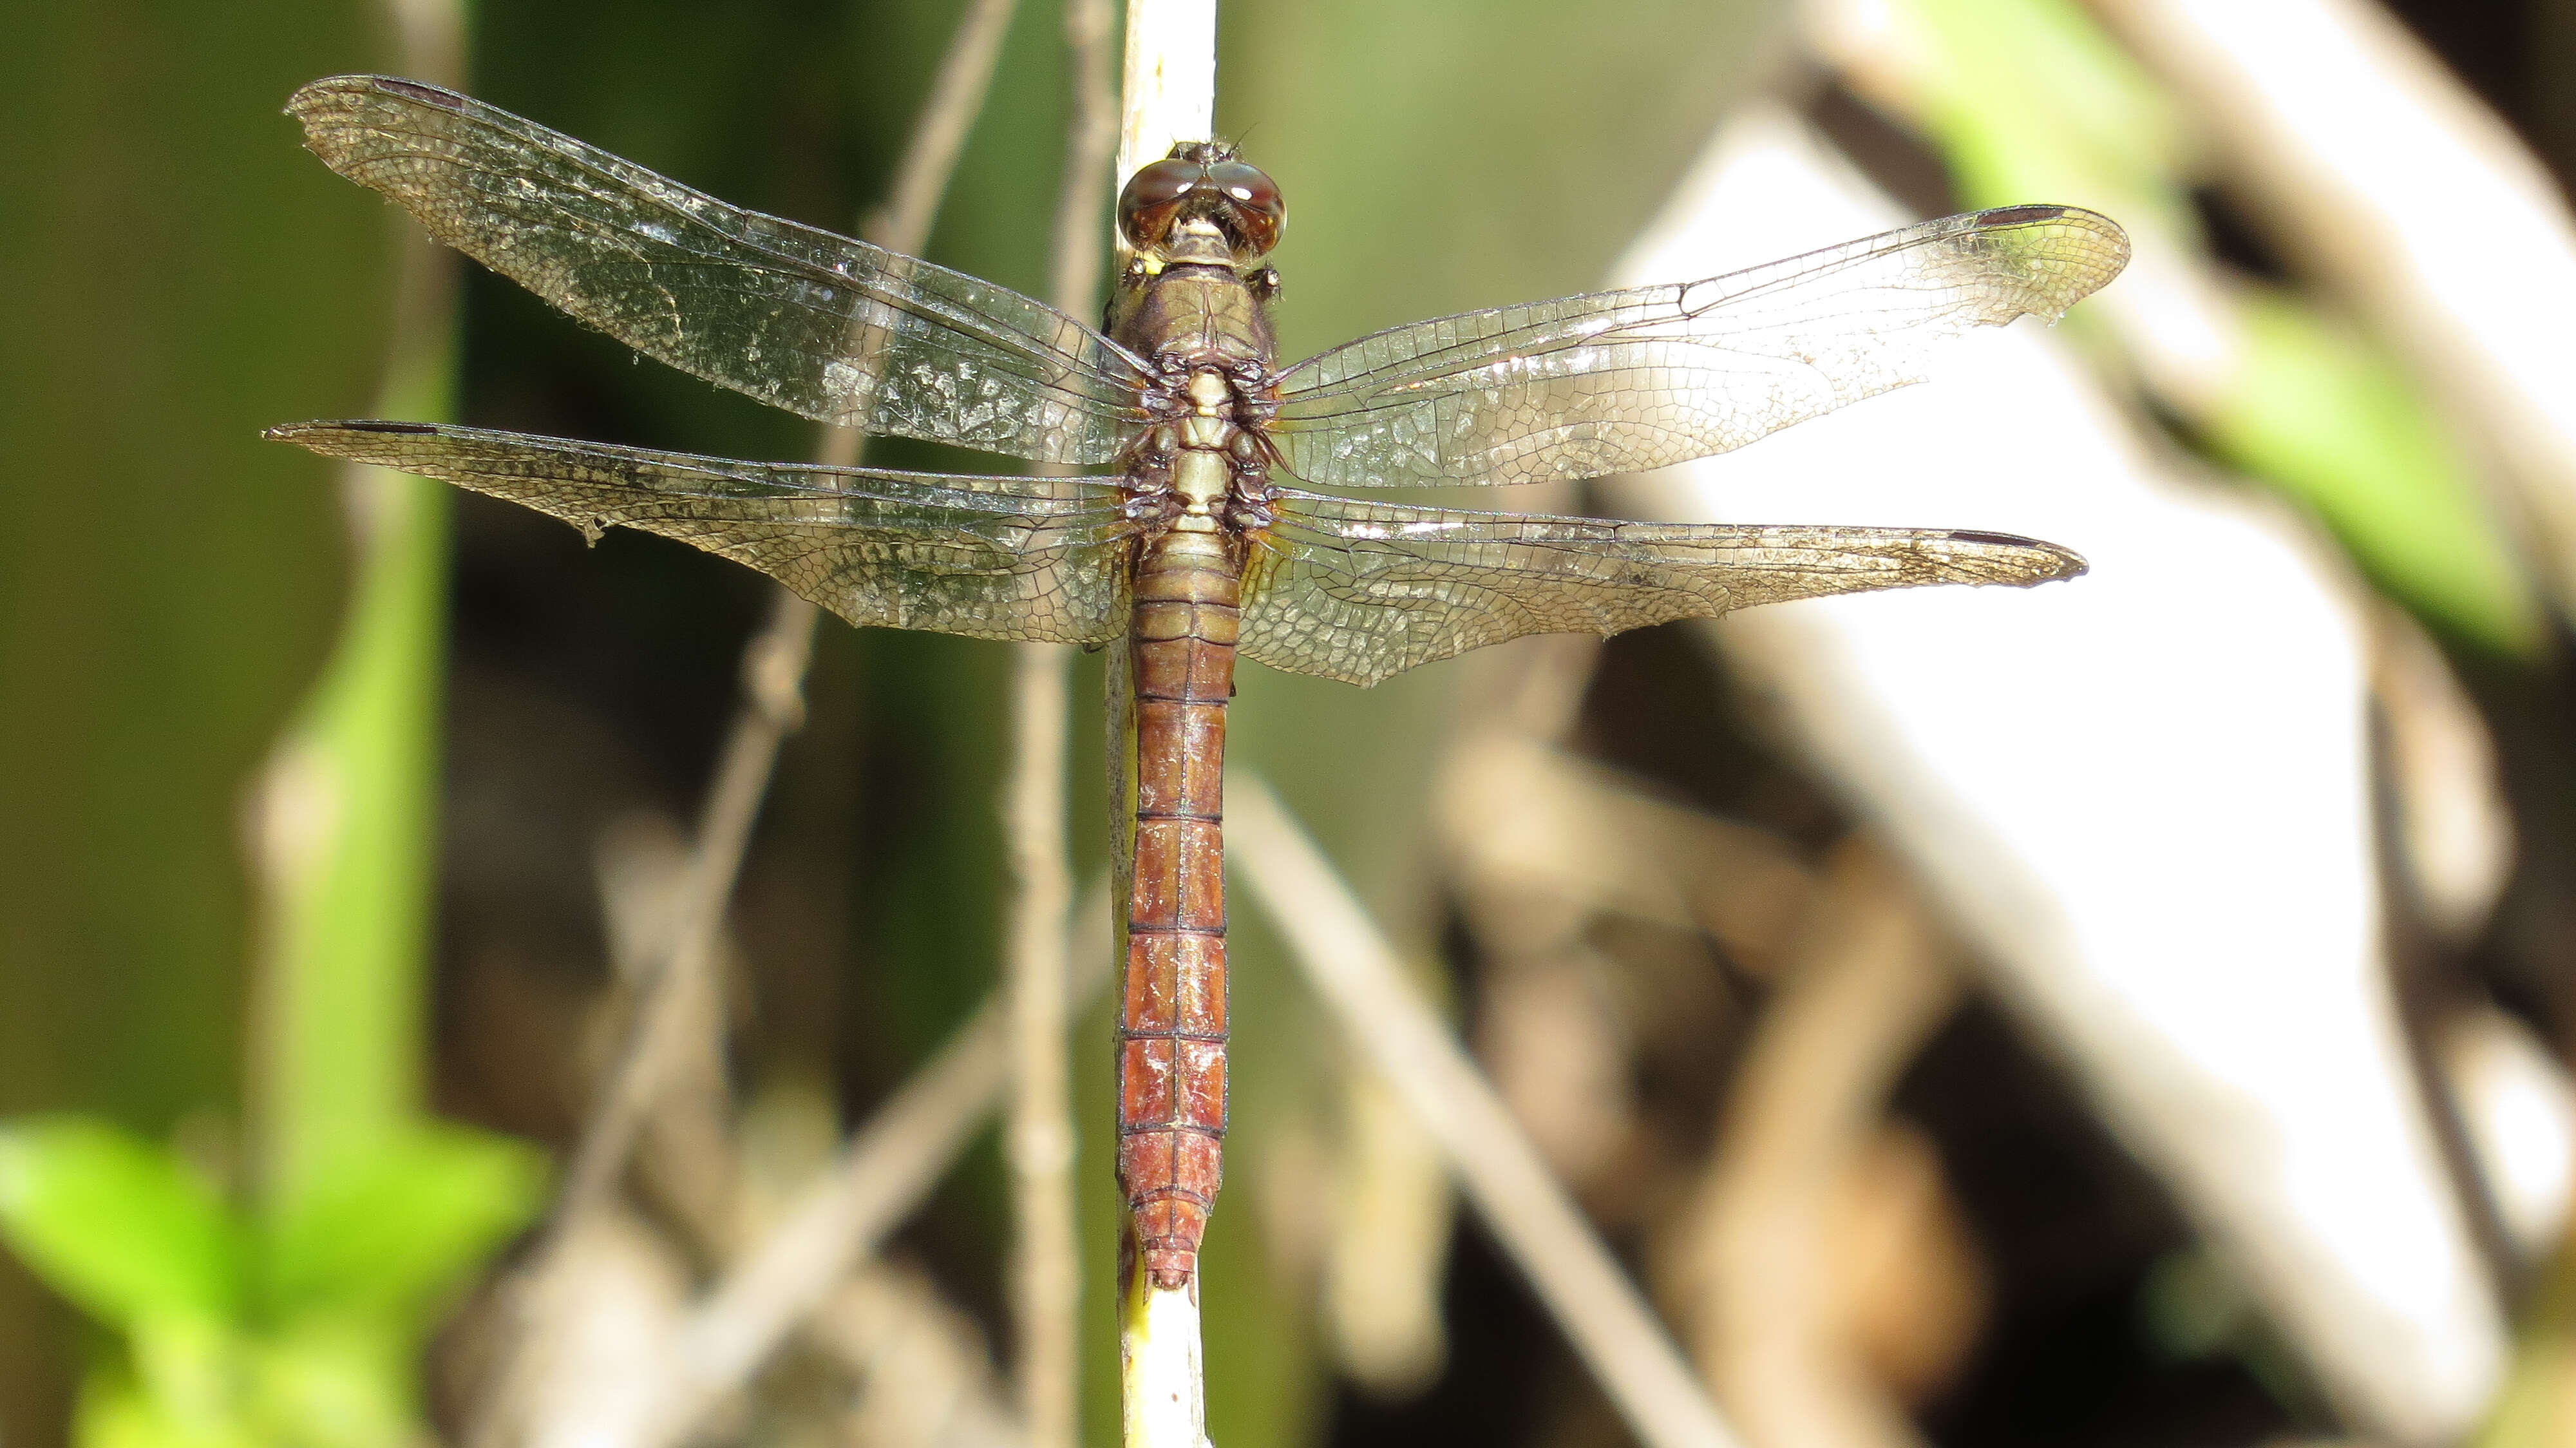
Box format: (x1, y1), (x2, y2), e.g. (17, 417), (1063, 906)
(1117, 157), (1203, 249)
(1205, 160), (1285, 254)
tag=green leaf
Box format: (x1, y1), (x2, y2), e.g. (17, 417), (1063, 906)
(261, 1121), (545, 1324)
(252, 329), (455, 1215)
(253, 462), (451, 1212)
(0, 1118), (242, 1327)
(2210, 296), (2542, 653)
(248, 1314), (416, 1448)
(69, 1315), (417, 1448)
(116, 1317), (254, 1448)
(1917, 0), (2181, 187)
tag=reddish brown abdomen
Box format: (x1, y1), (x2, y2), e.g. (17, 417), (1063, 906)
(1118, 527), (1239, 1291)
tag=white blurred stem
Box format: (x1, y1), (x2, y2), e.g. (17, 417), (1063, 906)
(1230, 775), (1743, 1448)
(1122, 1274), (1211, 1448)
(1112, 5), (1218, 1447)
(1115, 0), (1217, 193)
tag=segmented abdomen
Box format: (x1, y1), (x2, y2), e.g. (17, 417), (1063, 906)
(1117, 526), (1238, 1291)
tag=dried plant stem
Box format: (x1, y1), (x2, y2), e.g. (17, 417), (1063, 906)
(1113, 0), (1219, 213)
(1005, 3), (1120, 1447)
(551, 624), (804, 1264)
(1109, 5), (1218, 1443)
(1048, 0), (1122, 321)
(1007, 634), (1082, 1448)
(466, 6), (1020, 1444)
(1229, 775), (1744, 1448)
(862, 0), (1024, 276)
(1122, 1266), (1210, 1448)
(554, 0), (1018, 1238)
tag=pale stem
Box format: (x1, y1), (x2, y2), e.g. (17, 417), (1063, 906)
(1229, 774), (1746, 1448)
(1006, 1), (1120, 1445)
(466, 5), (1021, 1443)
(1115, 0), (1219, 203)
(1122, 1264), (1210, 1448)
(1112, 5), (1220, 1442)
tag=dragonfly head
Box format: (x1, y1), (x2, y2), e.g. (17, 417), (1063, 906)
(1118, 142), (1284, 267)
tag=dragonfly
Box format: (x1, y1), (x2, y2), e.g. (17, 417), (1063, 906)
(268, 75), (2128, 1293)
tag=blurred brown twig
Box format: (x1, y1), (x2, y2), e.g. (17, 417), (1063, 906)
(1002, 3), (1119, 1445)
(464, 5), (1023, 1441)
(1231, 773), (1745, 1448)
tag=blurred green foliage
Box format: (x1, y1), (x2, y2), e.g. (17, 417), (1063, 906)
(0, 1116), (538, 1448)
(1899, 0), (2544, 653)
(0, 2), (546, 1437)
(2478, 1229), (2576, 1448)
(254, 458), (453, 1215)
(2, 1), (390, 1431)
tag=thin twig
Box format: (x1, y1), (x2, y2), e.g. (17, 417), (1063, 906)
(468, 7), (1021, 1443)
(815, 1262), (1027, 1448)
(547, 636), (803, 1270)
(656, 991), (1010, 1441)
(1229, 774), (1745, 1448)
(645, 881), (1115, 1446)
(1669, 839), (1958, 1448)
(548, 0), (1019, 1240)
(1048, 0), (1123, 322)
(1005, 2), (1120, 1445)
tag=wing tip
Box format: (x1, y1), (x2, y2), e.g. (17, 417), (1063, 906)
(1968, 202), (2134, 300)
(1944, 528), (2089, 584)
(264, 418), (438, 437)
(262, 419), (444, 457)
(286, 73), (469, 126)
(1972, 203), (2070, 227)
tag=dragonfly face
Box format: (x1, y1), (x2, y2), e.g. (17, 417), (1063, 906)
(1117, 142), (1285, 262)
(265, 74), (2128, 1292)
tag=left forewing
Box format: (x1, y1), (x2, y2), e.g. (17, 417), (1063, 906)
(1238, 488), (2085, 685)
(269, 421), (1139, 645)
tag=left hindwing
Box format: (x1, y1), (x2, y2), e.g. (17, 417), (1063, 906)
(270, 421), (1142, 646)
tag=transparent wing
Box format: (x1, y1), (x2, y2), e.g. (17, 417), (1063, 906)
(1240, 488), (2085, 685)
(287, 76), (1151, 465)
(269, 421), (1139, 644)
(1268, 206), (2128, 489)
